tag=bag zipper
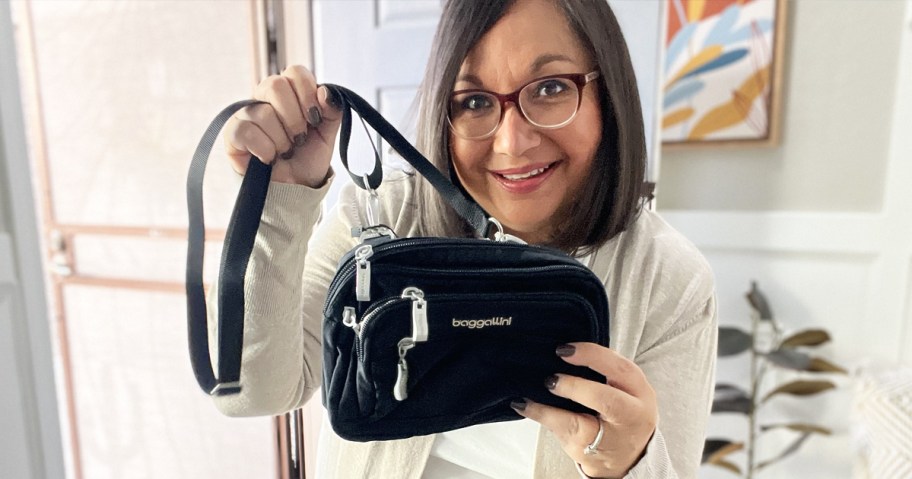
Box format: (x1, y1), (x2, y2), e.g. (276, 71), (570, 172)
(342, 289), (601, 402)
(324, 238), (585, 313)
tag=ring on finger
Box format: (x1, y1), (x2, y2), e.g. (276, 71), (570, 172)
(583, 420), (605, 456)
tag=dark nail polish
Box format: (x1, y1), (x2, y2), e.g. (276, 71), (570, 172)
(545, 375), (559, 390)
(280, 147), (295, 160)
(556, 344), (576, 357)
(307, 106), (322, 127)
(294, 133), (308, 147)
(510, 399), (527, 412)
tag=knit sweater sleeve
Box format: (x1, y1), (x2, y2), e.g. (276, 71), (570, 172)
(587, 211), (718, 479)
(625, 293), (718, 479)
(207, 175), (360, 417)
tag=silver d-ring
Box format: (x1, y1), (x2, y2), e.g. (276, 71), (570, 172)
(583, 421), (605, 456)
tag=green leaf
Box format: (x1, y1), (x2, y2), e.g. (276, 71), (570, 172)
(780, 329), (831, 348)
(760, 423), (832, 435)
(713, 384), (752, 414)
(746, 281), (773, 320)
(756, 433), (812, 470)
(703, 438), (744, 464)
(765, 349), (812, 370)
(761, 380), (836, 403)
(807, 357), (848, 374)
(718, 326), (753, 356)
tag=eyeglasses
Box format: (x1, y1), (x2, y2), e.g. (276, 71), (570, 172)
(447, 71), (600, 140)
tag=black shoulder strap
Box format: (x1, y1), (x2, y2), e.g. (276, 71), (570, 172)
(186, 87), (494, 396)
(328, 84), (492, 238)
(186, 99), (268, 396)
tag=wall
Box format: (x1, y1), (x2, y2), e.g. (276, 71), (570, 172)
(660, 0), (905, 212)
(0, 133), (10, 233)
(659, 1), (912, 478)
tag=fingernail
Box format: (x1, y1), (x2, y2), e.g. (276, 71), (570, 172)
(294, 133), (308, 147)
(510, 399), (527, 412)
(556, 344), (576, 357)
(280, 147), (295, 160)
(307, 106), (322, 127)
(545, 375), (559, 390)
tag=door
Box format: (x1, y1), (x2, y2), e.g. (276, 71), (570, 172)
(10, 1), (280, 478)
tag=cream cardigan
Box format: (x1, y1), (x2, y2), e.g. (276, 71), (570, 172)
(208, 169), (718, 478)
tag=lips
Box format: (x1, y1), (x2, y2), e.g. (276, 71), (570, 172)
(490, 161), (561, 194)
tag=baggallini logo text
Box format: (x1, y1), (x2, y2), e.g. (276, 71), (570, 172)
(451, 317), (512, 329)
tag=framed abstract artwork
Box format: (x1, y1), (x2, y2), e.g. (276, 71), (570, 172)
(661, 0), (787, 147)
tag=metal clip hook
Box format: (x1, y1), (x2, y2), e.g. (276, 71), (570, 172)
(363, 174), (381, 227)
(488, 217), (527, 244)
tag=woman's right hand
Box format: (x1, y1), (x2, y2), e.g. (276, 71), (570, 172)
(224, 65), (342, 187)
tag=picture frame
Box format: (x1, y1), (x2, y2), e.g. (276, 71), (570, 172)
(661, 0), (787, 148)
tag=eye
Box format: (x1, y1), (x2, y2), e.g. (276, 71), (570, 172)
(531, 79), (571, 99)
(450, 92), (496, 119)
(460, 94), (494, 112)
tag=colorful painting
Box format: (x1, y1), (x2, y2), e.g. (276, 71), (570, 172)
(662, 0), (786, 146)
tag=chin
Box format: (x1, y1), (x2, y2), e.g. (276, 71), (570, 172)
(498, 216), (554, 243)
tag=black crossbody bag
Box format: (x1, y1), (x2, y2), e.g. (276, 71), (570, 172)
(186, 85), (610, 441)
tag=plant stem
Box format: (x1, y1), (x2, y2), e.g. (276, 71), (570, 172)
(747, 311), (760, 479)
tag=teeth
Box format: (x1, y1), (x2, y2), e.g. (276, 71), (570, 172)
(502, 166), (547, 181)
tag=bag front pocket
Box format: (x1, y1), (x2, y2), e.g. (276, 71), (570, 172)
(351, 289), (602, 423)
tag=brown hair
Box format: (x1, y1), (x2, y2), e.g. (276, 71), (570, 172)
(413, 0), (647, 254)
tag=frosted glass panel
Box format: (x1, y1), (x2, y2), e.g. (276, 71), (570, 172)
(72, 235), (223, 284)
(27, 0), (249, 228)
(63, 286), (276, 479)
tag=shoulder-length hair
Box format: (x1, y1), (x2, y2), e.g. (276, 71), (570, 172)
(413, 0), (647, 255)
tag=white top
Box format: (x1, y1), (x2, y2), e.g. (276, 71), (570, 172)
(423, 419), (540, 478)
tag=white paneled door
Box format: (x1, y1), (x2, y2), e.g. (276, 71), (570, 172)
(312, 0), (441, 213)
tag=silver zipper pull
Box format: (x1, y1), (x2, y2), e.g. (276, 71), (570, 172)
(341, 306), (359, 335)
(401, 287), (428, 343)
(355, 245), (373, 302)
(394, 338), (414, 401)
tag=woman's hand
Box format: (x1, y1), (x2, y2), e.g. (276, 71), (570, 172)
(513, 343), (658, 478)
(224, 65), (342, 187)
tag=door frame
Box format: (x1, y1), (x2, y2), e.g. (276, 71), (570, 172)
(0, 1), (66, 478)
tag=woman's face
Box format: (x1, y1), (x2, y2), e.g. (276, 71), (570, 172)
(449, 0), (602, 244)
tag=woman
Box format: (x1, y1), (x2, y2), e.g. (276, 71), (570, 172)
(212, 0), (717, 477)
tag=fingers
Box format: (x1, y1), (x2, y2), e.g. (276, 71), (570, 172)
(280, 66), (343, 145)
(513, 344), (659, 478)
(279, 65), (320, 136)
(253, 75), (301, 155)
(513, 399), (599, 454)
(546, 373), (643, 426)
(224, 105), (285, 172)
(558, 342), (654, 399)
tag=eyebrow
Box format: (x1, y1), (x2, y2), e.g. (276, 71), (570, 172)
(530, 53), (576, 74)
(455, 53), (577, 86)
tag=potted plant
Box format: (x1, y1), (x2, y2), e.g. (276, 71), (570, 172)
(703, 282), (847, 477)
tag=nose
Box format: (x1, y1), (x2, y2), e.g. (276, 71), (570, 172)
(492, 102), (540, 158)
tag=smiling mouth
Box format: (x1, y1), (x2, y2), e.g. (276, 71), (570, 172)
(495, 161), (559, 181)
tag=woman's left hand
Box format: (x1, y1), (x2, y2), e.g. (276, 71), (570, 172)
(512, 342), (658, 478)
